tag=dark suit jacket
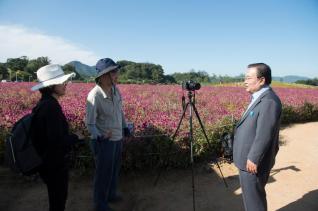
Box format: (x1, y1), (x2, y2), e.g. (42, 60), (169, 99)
(233, 88), (282, 173)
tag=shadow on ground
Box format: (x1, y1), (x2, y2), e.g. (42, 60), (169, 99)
(0, 163), (309, 211)
(277, 189), (318, 211)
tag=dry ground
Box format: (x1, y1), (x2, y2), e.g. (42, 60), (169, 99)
(1, 122), (317, 211)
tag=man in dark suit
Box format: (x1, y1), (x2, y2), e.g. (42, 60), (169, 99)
(233, 63), (282, 211)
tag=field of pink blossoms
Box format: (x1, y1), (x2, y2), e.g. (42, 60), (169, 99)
(1, 82), (318, 137)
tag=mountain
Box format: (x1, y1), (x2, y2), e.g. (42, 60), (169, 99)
(272, 75), (310, 83)
(67, 61), (96, 78)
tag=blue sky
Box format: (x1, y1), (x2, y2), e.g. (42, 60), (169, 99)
(0, 0), (317, 77)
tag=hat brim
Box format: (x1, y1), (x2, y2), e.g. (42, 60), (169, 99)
(96, 65), (120, 78)
(31, 72), (76, 91)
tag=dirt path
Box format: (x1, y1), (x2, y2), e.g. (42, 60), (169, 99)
(266, 122), (318, 211)
(1, 122), (317, 211)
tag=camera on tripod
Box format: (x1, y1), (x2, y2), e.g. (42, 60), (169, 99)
(182, 80), (201, 91)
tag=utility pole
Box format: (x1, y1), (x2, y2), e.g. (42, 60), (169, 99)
(15, 72), (18, 82)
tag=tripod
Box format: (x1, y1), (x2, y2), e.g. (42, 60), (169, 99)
(154, 90), (228, 211)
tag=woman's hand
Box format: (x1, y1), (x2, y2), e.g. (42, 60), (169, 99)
(74, 130), (85, 140)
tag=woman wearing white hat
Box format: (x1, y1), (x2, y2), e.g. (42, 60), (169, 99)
(31, 64), (84, 211)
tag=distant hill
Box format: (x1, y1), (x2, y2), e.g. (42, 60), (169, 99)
(67, 61), (96, 77)
(273, 75), (310, 83)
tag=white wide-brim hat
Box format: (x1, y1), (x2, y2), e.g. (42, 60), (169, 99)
(31, 64), (76, 91)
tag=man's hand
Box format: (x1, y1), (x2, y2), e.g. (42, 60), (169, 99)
(103, 130), (112, 139)
(246, 159), (258, 174)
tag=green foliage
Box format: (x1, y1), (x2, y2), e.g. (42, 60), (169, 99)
(25, 57), (50, 79)
(1, 56), (51, 81)
(2, 56), (316, 86)
(0, 63), (8, 80)
(0, 128), (9, 164)
(192, 115), (236, 161)
(68, 103), (318, 173)
(117, 60), (166, 83)
(281, 105), (298, 124)
(1, 56), (245, 85)
(69, 122), (233, 173)
(6, 56), (28, 72)
(281, 102), (318, 124)
(298, 102), (318, 122)
(16, 70), (32, 82)
(172, 70), (210, 84)
(295, 78), (318, 86)
(1, 102), (318, 172)
(162, 75), (177, 84)
(62, 64), (84, 81)
(172, 71), (243, 84)
(122, 135), (189, 171)
(69, 143), (95, 175)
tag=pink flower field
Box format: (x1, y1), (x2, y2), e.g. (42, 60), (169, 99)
(1, 82), (318, 137)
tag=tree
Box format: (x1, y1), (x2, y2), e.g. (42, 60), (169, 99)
(163, 75), (177, 84)
(16, 70), (32, 82)
(6, 56), (29, 71)
(295, 78), (318, 86)
(25, 57), (50, 79)
(62, 64), (83, 81)
(0, 63), (8, 80)
(151, 66), (164, 82)
(118, 61), (166, 83)
(126, 68), (139, 80)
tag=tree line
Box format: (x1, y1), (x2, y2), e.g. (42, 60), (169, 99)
(0, 56), (83, 82)
(1, 56), (245, 84)
(295, 78), (318, 86)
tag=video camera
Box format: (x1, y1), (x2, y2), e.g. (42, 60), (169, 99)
(182, 80), (201, 91)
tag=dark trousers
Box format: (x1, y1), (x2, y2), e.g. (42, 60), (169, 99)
(239, 169), (270, 211)
(90, 138), (123, 211)
(39, 163), (69, 211)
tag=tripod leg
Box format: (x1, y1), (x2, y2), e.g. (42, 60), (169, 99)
(192, 104), (211, 146)
(192, 103), (229, 188)
(171, 102), (189, 141)
(189, 102), (196, 211)
(153, 102), (189, 186)
(191, 160), (196, 211)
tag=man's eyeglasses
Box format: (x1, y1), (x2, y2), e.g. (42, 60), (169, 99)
(244, 76), (264, 81)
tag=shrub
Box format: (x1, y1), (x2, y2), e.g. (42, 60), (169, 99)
(281, 102), (318, 124)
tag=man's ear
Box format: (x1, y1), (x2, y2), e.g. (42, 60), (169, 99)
(259, 77), (266, 86)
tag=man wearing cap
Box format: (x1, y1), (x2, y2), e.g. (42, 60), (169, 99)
(86, 58), (130, 211)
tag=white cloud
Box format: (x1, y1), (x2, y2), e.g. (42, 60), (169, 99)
(0, 24), (99, 65)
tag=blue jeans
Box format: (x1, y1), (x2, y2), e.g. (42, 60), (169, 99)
(90, 138), (123, 211)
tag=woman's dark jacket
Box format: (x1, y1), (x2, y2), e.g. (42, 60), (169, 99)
(31, 94), (79, 168)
